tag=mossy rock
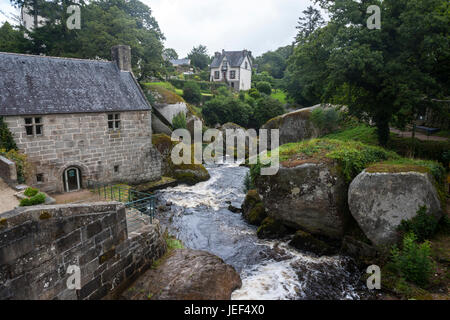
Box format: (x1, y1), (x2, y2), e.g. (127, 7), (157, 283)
(152, 134), (176, 155)
(145, 84), (186, 105)
(290, 230), (335, 256)
(257, 217), (289, 239)
(242, 190), (267, 226)
(172, 164), (210, 185)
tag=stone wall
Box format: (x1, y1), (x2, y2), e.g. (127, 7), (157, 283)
(0, 203), (167, 300)
(3, 111), (161, 193)
(0, 156), (17, 186)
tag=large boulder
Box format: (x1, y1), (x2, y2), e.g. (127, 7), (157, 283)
(261, 104), (326, 146)
(172, 163), (210, 185)
(348, 168), (443, 246)
(122, 249), (242, 300)
(255, 161), (349, 239)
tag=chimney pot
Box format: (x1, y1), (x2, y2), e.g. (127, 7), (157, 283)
(111, 45), (132, 72)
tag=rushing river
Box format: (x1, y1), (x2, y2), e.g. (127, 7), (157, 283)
(155, 161), (370, 300)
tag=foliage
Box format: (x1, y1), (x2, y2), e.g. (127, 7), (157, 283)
(172, 112), (187, 130)
(0, 117), (17, 151)
(270, 90), (287, 105)
(399, 206), (439, 242)
(243, 172), (255, 193)
(163, 48), (178, 60)
(0, 149), (30, 184)
(187, 45), (210, 70)
(24, 187), (39, 198)
(20, 192), (46, 207)
(295, 5), (325, 44)
(182, 81), (202, 104)
(287, 0), (450, 146)
(7, 0), (165, 80)
(256, 81), (272, 95)
(391, 232), (435, 287)
(0, 22), (29, 53)
(252, 96), (285, 129)
(310, 108), (340, 134)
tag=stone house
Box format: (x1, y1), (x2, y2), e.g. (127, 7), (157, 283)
(210, 50), (252, 91)
(0, 45), (161, 194)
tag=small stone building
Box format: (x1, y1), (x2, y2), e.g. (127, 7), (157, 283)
(0, 45), (161, 193)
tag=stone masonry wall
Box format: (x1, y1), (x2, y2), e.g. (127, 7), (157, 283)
(0, 203), (167, 300)
(3, 111), (161, 193)
(0, 156), (17, 186)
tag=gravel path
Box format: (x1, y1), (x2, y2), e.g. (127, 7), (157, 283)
(0, 178), (19, 213)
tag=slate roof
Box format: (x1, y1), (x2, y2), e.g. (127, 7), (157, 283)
(210, 50), (251, 69)
(0, 52), (151, 116)
(169, 59), (191, 66)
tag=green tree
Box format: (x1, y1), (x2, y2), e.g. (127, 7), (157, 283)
(253, 96), (285, 128)
(256, 81), (272, 95)
(9, 0), (165, 80)
(187, 45), (210, 70)
(163, 48), (178, 60)
(0, 22), (30, 53)
(182, 81), (202, 104)
(0, 117), (18, 151)
(295, 5), (325, 44)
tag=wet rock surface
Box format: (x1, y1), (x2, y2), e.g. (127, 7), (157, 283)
(121, 249), (242, 300)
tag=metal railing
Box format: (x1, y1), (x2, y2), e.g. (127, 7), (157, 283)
(87, 181), (156, 223)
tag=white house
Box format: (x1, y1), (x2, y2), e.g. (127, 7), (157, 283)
(210, 50), (252, 91)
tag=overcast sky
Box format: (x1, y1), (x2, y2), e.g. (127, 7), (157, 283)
(0, 0), (315, 58)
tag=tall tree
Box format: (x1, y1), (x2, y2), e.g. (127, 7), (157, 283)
(163, 48), (178, 61)
(0, 22), (29, 53)
(295, 5), (325, 44)
(8, 0), (165, 80)
(188, 45), (210, 70)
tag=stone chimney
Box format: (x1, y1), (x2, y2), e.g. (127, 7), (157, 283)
(215, 52), (221, 58)
(111, 45), (132, 72)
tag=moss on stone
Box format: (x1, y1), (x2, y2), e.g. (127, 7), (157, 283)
(290, 230), (334, 256)
(257, 217), (288, 239)
(173, 164), (210, 185)
(144, 84), (186, 105)
(39, 211), (52, 220)
(0, 218), (7, 228)
(366, 163), (430, 174)
(247, 203), (267, 226)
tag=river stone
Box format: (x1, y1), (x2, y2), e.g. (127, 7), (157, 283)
(255, 162), (349, 239)
(348, 170), (443, 246)
(122, 249), (242, 300)
(242, 190), (267, 225)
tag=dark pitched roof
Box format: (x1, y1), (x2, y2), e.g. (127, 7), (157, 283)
(210, 50), (251, 68)
(0, 52), (151, 116)
(169, 58), (191, 66)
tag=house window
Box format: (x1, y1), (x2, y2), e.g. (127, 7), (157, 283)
(214, 71), (220, 79)
(245, 62), (248, 69)
(108, 113), (120, 130)
(114, 165), (120, 173)
(36, 173), (44, 183)
(231, 82), (235, 88)
(230, 71), (236, 79)
(24, 117), (43, 136)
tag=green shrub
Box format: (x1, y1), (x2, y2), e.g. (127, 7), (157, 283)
(20, 192), (46, 207)
(252, 96), (285, 128)
(182, 81), (202, 104)
(310, 108), (340, 134)
(172, 112), (187, 130)
(24, 187), (39, 198)
(0, 149), (29, 184)
(391, 232), (435, 287)
(398, 206), (439, 242)
(243, 172), (255, 193)
(248, 88), (261, 99)
(0, 117), (17, 151)
(256, 81), (272, 95)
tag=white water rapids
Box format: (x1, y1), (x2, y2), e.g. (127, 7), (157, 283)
(155, 162), (370, 300)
